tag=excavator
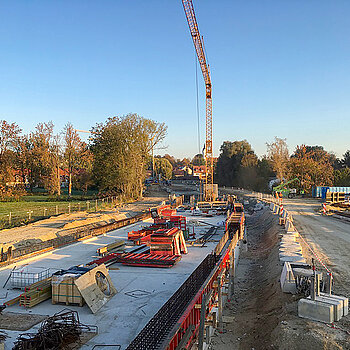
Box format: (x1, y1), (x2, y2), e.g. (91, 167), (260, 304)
(272, 178), (300, 198)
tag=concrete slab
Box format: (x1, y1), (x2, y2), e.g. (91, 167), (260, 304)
(0, 213), (228, 349)
(320, 293), (349, 317)
(298, 298), (334, 323)
(307, 295), (342, 321)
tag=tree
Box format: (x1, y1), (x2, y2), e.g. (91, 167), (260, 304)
(216, 140), (253, 186)
(63, 123), (83, 197)
(342, 150), (350, 168)
(288, 145), (334, 192)
(266, 137), (289, 183)
(91, 114), (167, 198)
(334, 168), (350, 186)
(0, 120), (21, 187)
(28, 122), (54, 192)
(73, 143), (94, 195)
(154, 158), (173, 180)
(192, 153), (205, 166)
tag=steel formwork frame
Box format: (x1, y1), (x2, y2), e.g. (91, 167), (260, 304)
(126, 228), (240, 350)
(164, 233), (237, 350)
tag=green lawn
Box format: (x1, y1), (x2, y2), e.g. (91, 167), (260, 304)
(0, 189), (116, 229)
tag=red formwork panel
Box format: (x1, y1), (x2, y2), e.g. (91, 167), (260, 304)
(166, 239), (233, 350)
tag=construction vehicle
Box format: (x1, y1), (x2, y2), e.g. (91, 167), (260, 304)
(273, 178), (300, 198)
(182, 0), (216, 201)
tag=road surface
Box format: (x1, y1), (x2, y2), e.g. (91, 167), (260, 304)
(284, 198), (350, 296)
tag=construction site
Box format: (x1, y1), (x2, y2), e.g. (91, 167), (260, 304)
(1, 0), (350, 349)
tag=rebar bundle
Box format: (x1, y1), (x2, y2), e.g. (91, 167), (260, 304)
(13, 309), (97, 350)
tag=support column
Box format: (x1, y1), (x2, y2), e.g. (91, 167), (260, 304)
(217, 275), (223, 333)
(198, 294), (207, 350)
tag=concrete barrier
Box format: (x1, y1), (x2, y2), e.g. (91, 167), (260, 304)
(298, 299), (334, 323)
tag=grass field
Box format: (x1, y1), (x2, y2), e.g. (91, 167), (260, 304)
(0, 189), (116, 229)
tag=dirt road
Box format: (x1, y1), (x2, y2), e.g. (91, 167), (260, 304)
(284, 198), (350, 297)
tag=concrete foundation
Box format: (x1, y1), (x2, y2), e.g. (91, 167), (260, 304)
(320, 293), (349, 317)
(298, 298), (334, 323)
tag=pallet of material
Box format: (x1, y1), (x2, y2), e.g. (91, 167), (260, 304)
(117, 253), (181, 268)
(52, 274), (84, 306)
(5, 277), (52, 308)
(19, 284), (52, 308)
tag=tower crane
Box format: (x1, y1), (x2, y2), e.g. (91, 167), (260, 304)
(182, 0), (214, 201)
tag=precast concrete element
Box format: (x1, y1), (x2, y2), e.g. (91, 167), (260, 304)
(279, 248), (303, 256)
(279, 252), (303, 260)
(280, 255), (306, 264)
(280, 262), (297, 293)
(320, 293), (349, 317)
(281, 236), (296, 242)
(298, 298), (334, 323)
(307, 296), (343, 321)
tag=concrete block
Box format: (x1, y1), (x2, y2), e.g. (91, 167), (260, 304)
(281, 236), (296, 242)
(270, 203), (274, 210)
(320, 293), (348, 316)
(307, 296), (342, 321)
(280, 262), (297, 294)
(279, 252), (303, 260)
(298, 298), (334, 323)
(280, 255), (306, 264)
(279, 248), (303, 256)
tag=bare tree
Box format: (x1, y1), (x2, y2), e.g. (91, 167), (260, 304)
(266, 137), (289, 183)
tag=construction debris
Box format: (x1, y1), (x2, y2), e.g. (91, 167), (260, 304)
(12, 309), (97, 350)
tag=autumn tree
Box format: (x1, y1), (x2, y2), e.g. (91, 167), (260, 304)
(27, 122), (54, 192)
(0, 120), (22, 198)
(63, 123), (83, 197)
(288, 145), (334, 192)
(266, 137), (289, 183)
(192, 153), (205, 166)
(73, 143), (94, 195)
(154, 157), (173, 180)
(90, 114), (167, 198)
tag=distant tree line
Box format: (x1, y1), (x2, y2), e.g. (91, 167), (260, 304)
(215, 137), (350, 193)
(0, 114), (166, 200)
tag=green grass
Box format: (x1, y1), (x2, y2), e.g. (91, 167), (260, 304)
(0, 189), (117, 229)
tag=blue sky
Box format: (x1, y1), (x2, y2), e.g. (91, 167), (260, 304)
(1, 1), (350, 159)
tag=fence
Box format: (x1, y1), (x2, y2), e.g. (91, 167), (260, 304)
(0, 196), (122, 230)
